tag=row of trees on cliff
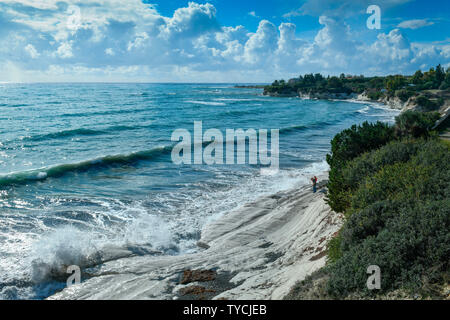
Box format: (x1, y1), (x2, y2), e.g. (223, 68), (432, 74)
(266, 64), (450, 96)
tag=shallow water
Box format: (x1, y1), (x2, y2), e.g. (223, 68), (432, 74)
(0, 83), (400, 299)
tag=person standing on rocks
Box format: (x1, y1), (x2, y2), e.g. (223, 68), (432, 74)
(311, 176), (318, 193)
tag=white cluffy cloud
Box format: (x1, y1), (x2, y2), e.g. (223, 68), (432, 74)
(0, 0), (448, 82)
(55, 42), (74, 59)
(24, 44), (39, 58)
(397, 19), (434, 29)
(284, 0), (413, 18)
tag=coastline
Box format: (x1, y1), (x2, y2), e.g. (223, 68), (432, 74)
(266, 91), (407, 111)
(264, 89), (450, 114)
(48, 172), (343, 300)
(44, 89), (409, 301)
(1, 84), (403, 300)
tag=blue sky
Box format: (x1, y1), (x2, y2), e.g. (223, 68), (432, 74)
(0, 0), (449, 82)
(152, 0), (449, 41)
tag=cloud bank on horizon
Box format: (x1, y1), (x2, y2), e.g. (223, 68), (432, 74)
(0, 0), (449, 82)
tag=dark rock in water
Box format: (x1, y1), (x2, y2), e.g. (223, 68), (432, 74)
(180, 269), (217, 284)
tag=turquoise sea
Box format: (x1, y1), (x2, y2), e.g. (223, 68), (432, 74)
(0, 83), (400, 299)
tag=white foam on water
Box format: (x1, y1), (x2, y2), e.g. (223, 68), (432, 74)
(29, 225), (102, 283)
(0, 199), (177, 299)
(33, 159), (330, 267)
(214, 98), (254, 102)
(185, 100), (226, 106)
(169, 160), (330, 233)
(24, 214), (172, 295)
(345, 99), (402, 113)
(357, 106), (370, 113)
(121, 213), (174, 250)
(36, 172), (47, 179)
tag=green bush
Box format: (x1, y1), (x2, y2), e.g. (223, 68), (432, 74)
(350, 161), (430, 210)
(326, 115), (440, 213)
(327, 121), (395, 168)
(339, 200), (400, 250)
(328, 139), (423, 214)
(422, 81), (436, 90)
(326, 121), (395, 212)
(327, 199), (449, 297)
(395, 89), (415, 102)
(325, 138), (450, 298)
(351, 139), (449, 210)
(367, 91), (383, 100)
(327, 235), (343, 263)
(395, 111), (440, 138)
(416, 96), (440, 111)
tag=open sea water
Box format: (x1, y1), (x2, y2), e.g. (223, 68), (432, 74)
(0, 83), (400, 299)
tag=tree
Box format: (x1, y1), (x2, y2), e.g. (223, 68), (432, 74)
(304, 73), (315, 84)
(386, 75), (405, 92)
(435, 64), (445, 85)
(394, 110), (440, 138)
(441, 71), (450, 89)
(314, 73), (324, 82)
(328, 76), (342, 89)
(423, 67), (436, 86)
(412, 70), (423, 85)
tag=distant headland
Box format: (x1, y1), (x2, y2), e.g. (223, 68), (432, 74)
(262, 64), (450, 113)
(233, 85), (266, 89)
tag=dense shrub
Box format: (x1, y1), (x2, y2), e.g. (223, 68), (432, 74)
(422, 81), (435, 90)
(350, 161), (431, 210)
(395, 89), (415, 102)
(327, 122), (395, 168)
(415, 96), (441, 111)
(325, 138), (450, 298)
(352, 139), (449, 209)
(395, 110), (440, 138)
(367, 91), (383, 100)
(339, 200), (400, 250)
(342, 140), (420, 181)
(326, 115), (441, 213)
(386, 75), (406, 92)
(327, 235), (343, 263)
(327, 199), (449, 297)
(328, 140), (423, 214)
(326, 121), (395, 212)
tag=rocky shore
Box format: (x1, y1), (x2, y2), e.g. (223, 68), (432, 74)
(49, 174), (343, 300)
(354, 91), (450, 112)
(263, 88), (450, 114)
(263, 88), (407, 110)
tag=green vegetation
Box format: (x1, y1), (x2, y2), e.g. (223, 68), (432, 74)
(326, 122), (395, 212)
(394, 111), (440, 138)
(323, 111), (449, 298)
(264, 64), (450, 112)
(272, 66), (450, 299)
(415, 95), (444, 111)
(289, 110), (449, 299)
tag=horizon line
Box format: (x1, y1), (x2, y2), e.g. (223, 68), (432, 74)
(0, 81), (270, 85)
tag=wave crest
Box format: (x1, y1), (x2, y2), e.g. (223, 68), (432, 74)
(0, 146), (172, 187)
